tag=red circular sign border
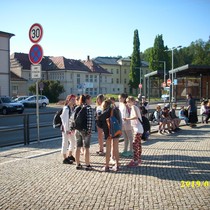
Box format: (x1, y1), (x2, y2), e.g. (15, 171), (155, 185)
(29, 44), (43, 65)
(167, 79), (171, 86)
(29, 23), (43, 43)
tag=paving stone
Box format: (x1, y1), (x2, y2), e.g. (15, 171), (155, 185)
(0, 124), (210, 209)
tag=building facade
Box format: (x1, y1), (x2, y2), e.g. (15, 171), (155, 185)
(93, 56), (150, 95)
(10, 53), (113, 99)
(0, 31), (14, 96)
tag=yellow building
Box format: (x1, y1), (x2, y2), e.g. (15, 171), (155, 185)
(93, 56), (150, 95)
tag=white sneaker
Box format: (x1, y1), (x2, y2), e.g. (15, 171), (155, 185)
(109, 159), (116, 165)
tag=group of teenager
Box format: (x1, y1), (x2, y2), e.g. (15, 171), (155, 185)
(58, 92), (208, 171)
(59, 93), (145, 172)
(153, 93), (209, 134)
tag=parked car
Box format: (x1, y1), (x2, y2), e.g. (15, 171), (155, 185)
(0, 96), (24, 115)
(161, 94), (170, 101)
(12, 96), (29, 102)
(20, 95), (49, 108)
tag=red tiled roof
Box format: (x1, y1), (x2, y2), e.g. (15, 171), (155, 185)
(12, 53), (91, 72)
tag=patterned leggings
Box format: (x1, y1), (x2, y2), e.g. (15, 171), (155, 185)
(133, 133), (142, 161)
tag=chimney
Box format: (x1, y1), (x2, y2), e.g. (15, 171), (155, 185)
(87, 55), (90, 61)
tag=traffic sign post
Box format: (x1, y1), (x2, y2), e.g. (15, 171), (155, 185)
(31, 65), (41, 79)
(29, 23), (43, 144)
(29, 44), (43, 65)
(167, 79), (172, 86)
(29, 23), (43, 43)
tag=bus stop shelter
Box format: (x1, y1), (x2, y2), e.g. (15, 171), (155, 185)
(144, 64), (210, 101)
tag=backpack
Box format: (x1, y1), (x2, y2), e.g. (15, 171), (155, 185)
(148, 111), (155, 121)
(141, 116), (150, 140)
(106, 108), (122, 138)
(53, 106), (70, 128)
(69, 105), (87, 131)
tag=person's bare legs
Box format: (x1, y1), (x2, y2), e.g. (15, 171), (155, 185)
(112, 138), (119, 167)
(97, 126), (104, 152)
(105, 138), (112, 168)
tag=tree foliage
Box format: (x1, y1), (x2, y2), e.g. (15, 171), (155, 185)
(142, 36), (210, 70)
(149, 34), (169, 72)
(28, 80), (65, 103)
(129, 29), (141, 91)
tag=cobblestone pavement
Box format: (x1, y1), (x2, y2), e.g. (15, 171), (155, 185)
(0, 124), (210, 210)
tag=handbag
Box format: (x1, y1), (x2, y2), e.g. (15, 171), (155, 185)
(106, 108), (122, 138)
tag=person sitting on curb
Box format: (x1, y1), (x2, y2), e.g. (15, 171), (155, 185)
(200, 100), (210, 124)
(154, 105), (170, 134)
(178, 106), (189, 125)
(169, 103), (181, 131)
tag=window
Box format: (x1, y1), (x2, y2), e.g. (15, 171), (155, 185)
(94, 75), (97, 82)
(116, 78), (119, 84)
(124, 79), (127, 84)
(124, 69), (127, 74)
(90, 75), (93, 82)
(117, 69), (119, 74)
(111, 78), (113, 83)
(94, 88), (97, 95)
(77, 74), (80, 84)
(89, 88), (93, 95)
(86, 75), (89, 82)
(12, 85), (18, 94)
(105, 76), (107, 83)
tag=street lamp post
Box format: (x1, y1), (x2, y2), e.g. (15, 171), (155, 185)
(159, 61), (166, 84)
(134, 67), (142, 94)
(166, 46), (182, 102)
(140, 67), (142, 94)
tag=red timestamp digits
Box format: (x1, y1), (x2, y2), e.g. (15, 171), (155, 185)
(181, 180), (209, 188)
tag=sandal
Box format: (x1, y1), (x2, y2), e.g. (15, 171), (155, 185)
(112, 165), (120, 172)
(85, 165), (93, 171)
(76, 164), (83, 170)
(96, 151), (105, 156)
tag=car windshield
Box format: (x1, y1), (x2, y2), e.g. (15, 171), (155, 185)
(1, 97), (12, 103)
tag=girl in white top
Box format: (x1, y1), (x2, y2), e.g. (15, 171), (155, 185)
(60, 94), (76, 164)
(124, 96), (144, 167)
(118, 93), (133, 157)
(95, 94), (105, 155)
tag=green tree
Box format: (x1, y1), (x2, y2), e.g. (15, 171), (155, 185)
(149, 34), (168, 72)
(129, 29), (141, 93)
(28, 80), (65, 103)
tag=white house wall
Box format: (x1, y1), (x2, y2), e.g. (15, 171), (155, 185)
(0, 36), (10, 95)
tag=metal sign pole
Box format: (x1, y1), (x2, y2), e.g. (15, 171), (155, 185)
(36, 80), (40, 143)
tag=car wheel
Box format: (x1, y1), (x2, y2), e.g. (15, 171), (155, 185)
(42, 103), (47, 107)
(2, 108), (7, 115)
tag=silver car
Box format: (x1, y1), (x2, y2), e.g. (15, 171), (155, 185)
(21, 95), (49, 108)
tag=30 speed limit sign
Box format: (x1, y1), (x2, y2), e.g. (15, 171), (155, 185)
(29, 23), (43, 43)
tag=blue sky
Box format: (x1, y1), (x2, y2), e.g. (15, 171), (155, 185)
(1, 0), (210, 60)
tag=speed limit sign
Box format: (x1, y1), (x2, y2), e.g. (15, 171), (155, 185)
(29, 23), (43, 43)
